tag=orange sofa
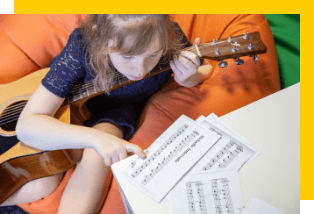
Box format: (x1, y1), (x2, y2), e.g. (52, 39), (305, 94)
(0, 14), (280, 213)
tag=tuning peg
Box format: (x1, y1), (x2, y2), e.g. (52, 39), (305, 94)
(232, 46), (238, 53)
(219, 60), (228, 68)
(227, 36), (233, 43)
(252, 54), (258, 63)
(243, 33), (249, 40)
(248, 43), (254, 50)
(234, 58), (244, 65)
(215, 48), (221, 55)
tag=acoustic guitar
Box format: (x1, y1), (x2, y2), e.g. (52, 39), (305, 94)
(0, 31), (266, 203)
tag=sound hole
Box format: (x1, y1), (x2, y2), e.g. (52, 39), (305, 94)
(0, 100), (27, 132)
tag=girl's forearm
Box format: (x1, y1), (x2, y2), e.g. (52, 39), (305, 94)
(16, 114), (102, 151)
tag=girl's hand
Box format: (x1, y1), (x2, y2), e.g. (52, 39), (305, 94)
(93, 133), (146, 166)
(170, 38), (202, 87)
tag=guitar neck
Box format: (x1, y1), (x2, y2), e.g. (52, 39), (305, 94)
(62, 57), (171, 106)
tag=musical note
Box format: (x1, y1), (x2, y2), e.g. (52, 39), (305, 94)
(211, 178), (234, 214)
(202, 140), (244, 171)
(186, 181), (208, 214)
(131, 123), (189, 178)
(141, 130), (200, 185)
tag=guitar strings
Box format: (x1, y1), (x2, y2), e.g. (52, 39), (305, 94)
(0, 115), (20, 126)
(0, 104), (27, 123)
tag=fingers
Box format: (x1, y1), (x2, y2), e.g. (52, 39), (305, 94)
(104, 157), (112, 166)
(170, 38), (201, 78)
(171, 52), (200, 86)
(104, 153), (127, 166)
(119, 148), (128, 160)
(194, 37), (201, 45)
(98, 136), (146, 166)
(125, 143), (146, 159)
(111, 153), (120, 164)
(103, 149), (127, 166)
(170, 56), (184, 76)
(180, 51), (200, 67)
(171, 54), (198, 74)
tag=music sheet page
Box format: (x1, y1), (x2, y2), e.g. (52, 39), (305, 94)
(122, 115), (221, 203)
(206, 113), (253, 146)
(189, 115), (260, 173)
(169, 169), (244, 214)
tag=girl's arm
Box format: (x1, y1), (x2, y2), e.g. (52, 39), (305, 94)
(170, 38), (213, 88)
(16, 84), (146, 166)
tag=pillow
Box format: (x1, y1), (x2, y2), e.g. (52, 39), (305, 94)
(0, 14), (87, 84)
(0, 27), (40, 83)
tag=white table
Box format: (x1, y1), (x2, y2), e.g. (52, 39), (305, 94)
(111, 82), (300, 214)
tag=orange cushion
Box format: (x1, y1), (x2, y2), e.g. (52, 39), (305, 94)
(0, 14), (87, 84)
(19, 14), (280, 214)
(0, 27), (40, 84)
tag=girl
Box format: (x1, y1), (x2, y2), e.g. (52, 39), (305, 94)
(10, 14), (212, 213)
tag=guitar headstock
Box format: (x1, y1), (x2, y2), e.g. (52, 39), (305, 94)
(195, 31), (267, 67)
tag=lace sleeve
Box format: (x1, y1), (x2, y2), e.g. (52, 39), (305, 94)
(42, 29), (86, 98)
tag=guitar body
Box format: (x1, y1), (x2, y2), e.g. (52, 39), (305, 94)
(0, 68), (83, 204)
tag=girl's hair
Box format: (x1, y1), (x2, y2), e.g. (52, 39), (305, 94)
(79, 14), (184, 92)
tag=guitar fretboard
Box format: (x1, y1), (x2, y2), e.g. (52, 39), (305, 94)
(62, 54), (172, 106)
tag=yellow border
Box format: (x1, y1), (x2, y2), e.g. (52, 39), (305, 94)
(14, 0), (303, 14)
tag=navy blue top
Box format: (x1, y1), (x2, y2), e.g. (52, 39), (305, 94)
(42, 24), (192, 140)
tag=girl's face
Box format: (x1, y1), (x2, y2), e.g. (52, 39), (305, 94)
(108, 36), (163, 81)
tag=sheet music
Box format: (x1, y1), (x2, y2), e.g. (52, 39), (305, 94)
(206, 113), (253, 145)
(169, 170), (244, 214)
(188, 115), (259, 173)
(122, 115), (221, 203)
(206, 113), (261, 164)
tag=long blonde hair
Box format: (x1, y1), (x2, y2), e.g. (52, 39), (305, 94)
(79, 14), (184, 93)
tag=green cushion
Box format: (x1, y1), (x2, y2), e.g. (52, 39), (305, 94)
(264, 14), (300, 88)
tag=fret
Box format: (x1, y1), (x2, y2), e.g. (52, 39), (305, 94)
(72, 94), (81, 103)
(93, 80), (98, 94)
(78, 85), (83, 100)
(83, 83), (90, 98)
